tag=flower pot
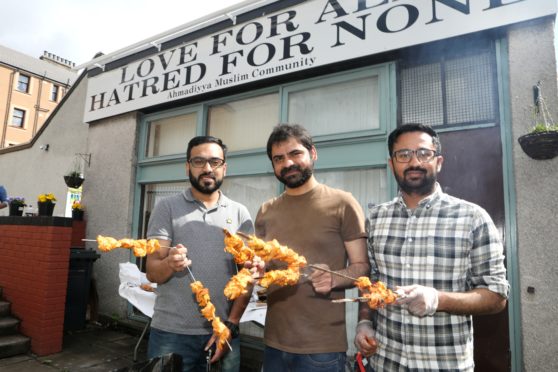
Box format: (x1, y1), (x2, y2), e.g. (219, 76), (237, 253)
(64, 175), (85, 188)
(72, 209), (84, 221)
(9, 203), (24, 216)
(518, 131), (558, 160)
(38, 202), (55, 216)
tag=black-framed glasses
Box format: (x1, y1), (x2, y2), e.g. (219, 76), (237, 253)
(188, 157), (225, 168)
(392, 148), (439, 163)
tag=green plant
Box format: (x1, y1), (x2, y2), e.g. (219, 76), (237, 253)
(526, 82), (556, 135)
(65, 157), (83, 178)
(530, 123), (558, 134)
(8, 197), (26, 206)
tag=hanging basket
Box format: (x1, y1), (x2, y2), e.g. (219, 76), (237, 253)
(64, 175), (85, 188)
(518, 131), (558, 160)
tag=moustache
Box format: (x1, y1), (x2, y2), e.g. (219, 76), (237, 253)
(280, 165), (302, 177)
(198, 172), (216, 180)
(404, 167), (426, 175)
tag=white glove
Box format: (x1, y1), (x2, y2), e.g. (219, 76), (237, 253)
(396, 285), (438, 317)
(354, 320), (377, 358)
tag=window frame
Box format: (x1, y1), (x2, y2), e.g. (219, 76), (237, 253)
(133, 63), (398, 246)
(11, 108), (26, 128)
(17, 74), (30, 93)
(50, 84), (59, 102)
(397, 39), (499, 131)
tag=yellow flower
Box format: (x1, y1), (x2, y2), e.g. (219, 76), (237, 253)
(72, 201), (84, 210)
(38, 193), (57, 203)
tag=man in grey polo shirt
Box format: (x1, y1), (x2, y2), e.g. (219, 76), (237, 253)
(146, 136), (254, 372)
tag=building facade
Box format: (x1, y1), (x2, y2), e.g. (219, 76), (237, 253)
(0, 1), (557, 370)
(0, 46), (77, 147)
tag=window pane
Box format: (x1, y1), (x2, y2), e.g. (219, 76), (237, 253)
(146, 113), (197, 157)
(288, 76), (380, 136)
(445, 53), (495, 124)
(12, 108), (25, 127)
(50, 85), (59, 101)
(401, 63), (443, 126)
(221, 174), (278, 222)
(17, 74), (30, 92)
(400, 49), (497, 127)
(208, 93), (279, 152)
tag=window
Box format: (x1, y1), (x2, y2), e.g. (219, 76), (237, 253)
(17, 74), (30, 93)
(146, 112), (197, 157)
(12, 108), (25, 128)
(50, 84), (59, 101)
(286, 74), (380, 136)
(400, 44), (497, 128)
(208, 93), (279, 152)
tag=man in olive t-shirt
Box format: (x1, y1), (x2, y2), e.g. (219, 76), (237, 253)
(256, 124), (369, 371)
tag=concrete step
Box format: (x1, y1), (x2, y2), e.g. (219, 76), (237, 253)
(0, 301), (9, 317)
(0, 334), (30, 359)
(0, 317), (19, 336)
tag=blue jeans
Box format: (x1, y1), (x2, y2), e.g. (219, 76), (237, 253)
(148, 327), (240, 372)
(263, 346), (346, 372)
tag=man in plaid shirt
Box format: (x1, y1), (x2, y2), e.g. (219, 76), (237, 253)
(354, 123), (509, 371)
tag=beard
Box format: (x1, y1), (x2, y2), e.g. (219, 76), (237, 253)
(189, 170), (223, 195)
(275, 164), (313, 189)
(394, 166), (437, 196)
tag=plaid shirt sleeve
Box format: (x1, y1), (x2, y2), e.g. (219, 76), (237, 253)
(468, 207), (510, 298)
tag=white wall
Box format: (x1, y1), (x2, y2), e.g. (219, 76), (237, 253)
(508, 17), (558, 371)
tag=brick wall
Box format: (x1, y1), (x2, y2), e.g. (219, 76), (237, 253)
(0, 217), (72, 356)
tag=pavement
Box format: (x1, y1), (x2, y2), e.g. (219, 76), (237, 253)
(0, 322), (149, 371)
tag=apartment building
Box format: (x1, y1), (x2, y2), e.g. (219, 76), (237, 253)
(0, 45), (77, 148)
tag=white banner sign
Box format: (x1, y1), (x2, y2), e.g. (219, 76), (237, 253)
(84, 0), (556, 122)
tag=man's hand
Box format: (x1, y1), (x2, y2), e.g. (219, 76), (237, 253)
(309, 263), (333, 295)
(167, 244), (191, 272)
(396, 285), (438, 317)
(354, 320), (378, 358)
(205, 334), (228, 364)
(244, 256), (265, 279)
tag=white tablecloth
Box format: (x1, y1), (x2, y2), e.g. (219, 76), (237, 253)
(118, 262), (157, 318)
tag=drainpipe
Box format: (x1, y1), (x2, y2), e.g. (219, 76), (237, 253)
(33, 75), (45, 135)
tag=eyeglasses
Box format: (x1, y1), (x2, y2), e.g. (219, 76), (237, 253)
(188, 157), (225, 168)
(392, 148), (439, 163)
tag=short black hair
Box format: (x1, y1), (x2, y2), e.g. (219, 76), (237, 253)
(186, 136), (227, 160)
(387, 123), (441, 156)
(266, 124), (314, 160)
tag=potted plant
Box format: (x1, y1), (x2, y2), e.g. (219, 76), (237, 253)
(64, 159), (85, 188)
(37, 193), (56, 216)
(8, 197), (26, 216)
(72, 201), (85, 220)
(518, 82), (558, 160)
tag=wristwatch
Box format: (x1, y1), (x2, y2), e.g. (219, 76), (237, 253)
(224, 320), (240, 338)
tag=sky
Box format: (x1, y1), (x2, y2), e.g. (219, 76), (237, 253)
(0, 0), (557, 69)
(0, 0), (248, 66)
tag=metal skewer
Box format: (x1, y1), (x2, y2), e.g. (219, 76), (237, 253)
(307, 264), (359, 282)
(81, 239), (172, 249)
(236, 231), (252, 240)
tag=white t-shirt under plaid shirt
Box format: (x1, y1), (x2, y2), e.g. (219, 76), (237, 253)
(367, 184), (509, 371)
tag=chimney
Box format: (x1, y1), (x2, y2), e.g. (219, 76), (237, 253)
(40, 51), (75, 70)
